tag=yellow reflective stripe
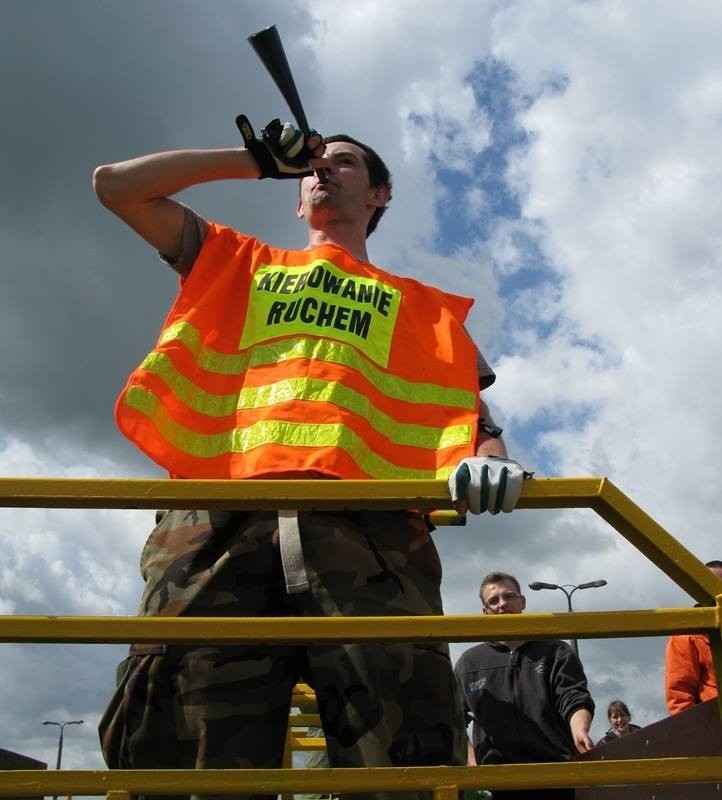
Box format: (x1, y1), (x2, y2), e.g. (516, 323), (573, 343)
(140, 352), (473, 451)
(124, 386), (455, 480)
(158, 322), (476, 411)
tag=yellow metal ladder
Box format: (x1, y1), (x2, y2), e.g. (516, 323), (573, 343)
(1, 476), (721, 797)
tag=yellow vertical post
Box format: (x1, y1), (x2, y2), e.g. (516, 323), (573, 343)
(434, 785), (460, 800)
(281, 724), (294, 800)
(711, 595), (722, 724)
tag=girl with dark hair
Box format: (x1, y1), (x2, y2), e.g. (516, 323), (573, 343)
(597, 699), (642, 745)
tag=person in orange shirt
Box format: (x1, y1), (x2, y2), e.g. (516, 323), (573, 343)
(665, 560), (722, 714)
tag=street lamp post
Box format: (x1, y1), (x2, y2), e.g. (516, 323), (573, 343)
(527, 580), (607, 656)
(42, 719), (84, 800)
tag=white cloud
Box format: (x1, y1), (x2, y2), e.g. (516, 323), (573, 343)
(304, 0), (497, 259)
(483, 1), (722, 555)
(0, 435), (150, 615)
(400, 81), (491, 172)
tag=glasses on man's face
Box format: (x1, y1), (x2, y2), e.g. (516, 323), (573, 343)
(484, 591), (521, 609)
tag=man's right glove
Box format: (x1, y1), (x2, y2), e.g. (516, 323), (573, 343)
(448, 456), (526, 515)
(236, 114), (320, 179)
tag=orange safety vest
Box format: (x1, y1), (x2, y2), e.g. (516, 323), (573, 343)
(116, 223), (480, 480)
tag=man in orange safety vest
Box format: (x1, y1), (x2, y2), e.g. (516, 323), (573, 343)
(93, 115), (525, 800)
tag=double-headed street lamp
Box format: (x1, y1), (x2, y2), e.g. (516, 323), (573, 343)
(528, 579), (607, 656)
(42, 719), (84, 800)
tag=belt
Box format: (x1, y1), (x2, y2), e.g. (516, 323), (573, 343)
(278, 509), (310, 594)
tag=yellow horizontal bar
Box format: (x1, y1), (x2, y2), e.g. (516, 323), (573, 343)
(2, 475), (719, 600)
(1, 607), (718, 645)
(0, 476), (600, 511)
(0, 477), (453, 510)
(289, 714), (321, 726)
(2, 760), (722, 795)
(518, 476), (606, 507)
(427, 509), (466, 526)
(289, 737), (327, 749)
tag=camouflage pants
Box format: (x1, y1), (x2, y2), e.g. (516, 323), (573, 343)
(99, 510), (466, 800)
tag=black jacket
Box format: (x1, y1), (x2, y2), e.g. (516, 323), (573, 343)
(454, 639), (595, 765)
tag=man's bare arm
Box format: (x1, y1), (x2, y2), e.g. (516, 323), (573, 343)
(466, 739), (477, 766)
(92, 148), (261, 261)
(569, 708), (594, 753)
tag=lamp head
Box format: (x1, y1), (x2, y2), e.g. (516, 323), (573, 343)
(578, 579), (607, 589)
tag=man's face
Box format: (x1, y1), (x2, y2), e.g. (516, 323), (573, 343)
(481, 580), (526, 616)
(297, 141), (386, 229)
(708, 565), (722, 581)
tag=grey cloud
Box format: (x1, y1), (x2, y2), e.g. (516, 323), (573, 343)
(1, 0), (319, 455)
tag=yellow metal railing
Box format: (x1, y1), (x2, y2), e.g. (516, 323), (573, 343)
(1, 476), (722, 798)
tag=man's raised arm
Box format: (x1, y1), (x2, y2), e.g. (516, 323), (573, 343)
(92, 148), (261, 261)
(92, 118), (324, 260)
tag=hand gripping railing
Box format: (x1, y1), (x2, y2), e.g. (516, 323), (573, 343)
(1, 476), (722, 798)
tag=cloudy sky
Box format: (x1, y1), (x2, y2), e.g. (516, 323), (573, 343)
(2, 0), (722, 771)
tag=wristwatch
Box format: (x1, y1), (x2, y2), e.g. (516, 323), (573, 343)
(479, 419), (503, 438)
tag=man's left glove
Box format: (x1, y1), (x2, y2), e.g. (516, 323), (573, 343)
(448, 456), (525, 515)
(236, 114), (320, 179)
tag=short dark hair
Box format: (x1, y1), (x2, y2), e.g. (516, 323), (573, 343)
(323, 134), (392, 237)
(479, 571), (521, 600)
(705, 560), (722, 569)
(607, 699), (631, 720)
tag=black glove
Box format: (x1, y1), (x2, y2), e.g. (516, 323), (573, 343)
(236, 114), (320, 179)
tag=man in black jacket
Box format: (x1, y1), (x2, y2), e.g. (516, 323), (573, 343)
(454, 571), (595, 800)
